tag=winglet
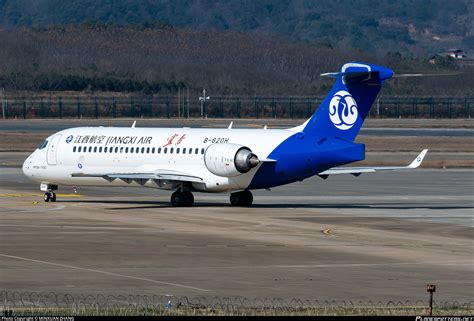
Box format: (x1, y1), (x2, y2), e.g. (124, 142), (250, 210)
(408, 149), (428, 169)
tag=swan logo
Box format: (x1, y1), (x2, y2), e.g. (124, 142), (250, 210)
(66, 135), (73, 143)
(329, 90), (358, 130)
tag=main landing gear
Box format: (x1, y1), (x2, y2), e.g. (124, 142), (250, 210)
(43, 191), (56, 202)
(171, 191), (194, 207)
(230, 190), (253, 207)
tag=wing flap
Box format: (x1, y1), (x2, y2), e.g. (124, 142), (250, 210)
(71, 170), (204, 183)
(319, 149), (428, 176)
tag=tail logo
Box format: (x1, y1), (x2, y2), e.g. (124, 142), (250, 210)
(329, 90), (358, 130)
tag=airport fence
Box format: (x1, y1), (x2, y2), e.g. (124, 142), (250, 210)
(1, 291), (472, 316)
(1, 95), (473, 119)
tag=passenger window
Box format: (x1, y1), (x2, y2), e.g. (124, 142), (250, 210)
(104, 147), (108, 153)
(94, 146), (97, 153)
(99, 147), (102, 153)
(120, 147), (124, 153)
(164, 148), (167, 154)
(201, 148), (204, 154)
(136, 147), (140, 153)
(114, 147), (118, 153)
(170, 148), (174, 154)
(37, 140), (48, 150)
(158, 148), (161, 154)
(146, 147), (150, 154)
(152, 147), (155, 153)
(125, 147), (129, 153)
(78, 146), (82, 152)
(195, 148), (198, 154)
(141, 147), (145, 153)
(73, 146), (76, 152)
(130, 147), (134, 153)
(110, 147), (113, 153)
(88, 146), (92, 153)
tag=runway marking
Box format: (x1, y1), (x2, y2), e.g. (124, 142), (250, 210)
(322, 228), (334, 236)
(0, 253), (210, 293)
(0, 193), (82, 197)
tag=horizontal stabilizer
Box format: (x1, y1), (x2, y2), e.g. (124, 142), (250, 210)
(318, 149), (428, 176)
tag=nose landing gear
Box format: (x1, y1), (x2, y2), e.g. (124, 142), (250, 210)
(43, 191), (56, 202)
(40, 184), (58, 202)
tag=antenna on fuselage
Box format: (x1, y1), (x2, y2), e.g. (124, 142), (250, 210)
(131, 121), (136, 128)
(228, 121), (233, 129)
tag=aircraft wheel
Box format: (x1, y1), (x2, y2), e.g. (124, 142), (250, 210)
(50, 192), (57, 202)
(171, 191), (194, 207)
(182, 191), (194, 207)
(230, 190), (253, 207)
(171, 191), (183, 207)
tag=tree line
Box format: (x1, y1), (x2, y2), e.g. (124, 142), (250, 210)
(0, 26), (471, 96)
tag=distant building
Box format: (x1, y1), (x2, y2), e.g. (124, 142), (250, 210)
(445, 48), (466, 59)
(429, 48), (474, 67)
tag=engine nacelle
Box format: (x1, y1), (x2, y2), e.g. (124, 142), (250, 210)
(204, 144), (260, 177)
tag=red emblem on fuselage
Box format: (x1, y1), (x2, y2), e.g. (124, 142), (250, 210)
(163, 133), (179, 147)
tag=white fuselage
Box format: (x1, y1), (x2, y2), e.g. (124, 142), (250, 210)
(23, 126), (297, 192)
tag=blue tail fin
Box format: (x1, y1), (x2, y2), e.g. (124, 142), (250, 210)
(300, 62), (394, 141)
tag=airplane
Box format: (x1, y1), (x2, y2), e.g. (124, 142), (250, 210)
(23, 62), (428, 207)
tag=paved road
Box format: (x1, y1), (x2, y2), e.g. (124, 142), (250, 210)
(0, 165), (472, 301)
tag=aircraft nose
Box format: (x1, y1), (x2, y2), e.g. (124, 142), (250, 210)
(22, 155), (33, 177)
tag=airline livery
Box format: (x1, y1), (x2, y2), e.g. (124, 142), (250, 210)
(23, 63), (428, 207)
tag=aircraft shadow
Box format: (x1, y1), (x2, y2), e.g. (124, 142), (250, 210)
(57, 200), (472, 210)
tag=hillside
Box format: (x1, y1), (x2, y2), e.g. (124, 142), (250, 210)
(1, 0), (473, 57)
(0, 27), (472, 96)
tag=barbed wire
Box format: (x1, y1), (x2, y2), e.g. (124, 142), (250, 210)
(1, 291), (472, 316)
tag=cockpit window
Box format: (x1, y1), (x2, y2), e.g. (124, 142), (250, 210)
(38, 140), (48, 150)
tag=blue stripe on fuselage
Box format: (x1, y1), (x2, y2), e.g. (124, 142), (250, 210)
(248, 132), (365, 189)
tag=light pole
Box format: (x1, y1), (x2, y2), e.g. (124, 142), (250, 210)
(198, 89), (210, 118)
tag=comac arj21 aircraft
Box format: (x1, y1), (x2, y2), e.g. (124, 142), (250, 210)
(23, 62), (428, 207)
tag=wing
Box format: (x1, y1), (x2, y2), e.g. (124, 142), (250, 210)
(71, 169), (204, 185)
(318, 149), (428, 178)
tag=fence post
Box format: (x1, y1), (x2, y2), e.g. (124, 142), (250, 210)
(113, 98), (117, 118)
(429, 97), (434, 118)
(166, 100), (170, 118)
(464, 98), (468, 119)
(77, 98), (81, 119)
(40, 98), (45, 119)
(94, 97), (99, 119)
(23, 98), (27, 119)
(289, 98), (294, 119)
(58, 96), (63, 119)
(467, 99), (470, 119)
(236, 99), (241, 118)
(271, 98), (276, 118)
(254, 97), (259, 119)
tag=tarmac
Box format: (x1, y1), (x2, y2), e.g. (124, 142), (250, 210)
(0, 157), (472, 301)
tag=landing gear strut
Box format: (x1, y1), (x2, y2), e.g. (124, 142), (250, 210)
(44, 191), (56, 202)
(230, 190), (253, 207)
(171, 191), (194, 207)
